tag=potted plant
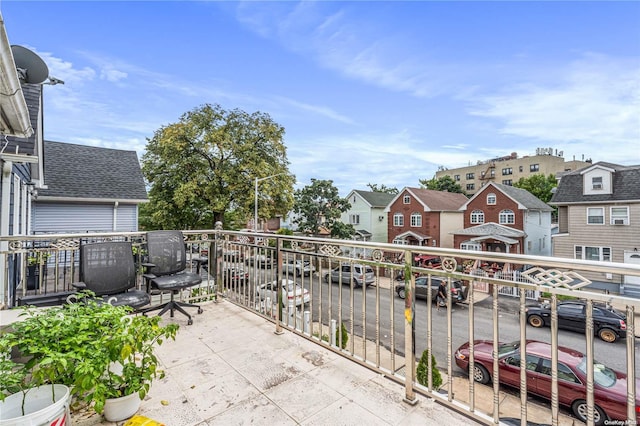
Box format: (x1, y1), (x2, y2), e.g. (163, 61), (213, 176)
(0, 293), (178, 422)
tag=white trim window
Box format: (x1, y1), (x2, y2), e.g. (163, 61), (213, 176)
(610, 206), (629, 225)
(410, 212), (422, 227)
(461, 241), (481, 251)
(349, 214), (360, 225)
(486, 193), (496, 205)
(470, 209), (485, 224)
(587, 207), (604, 225)
(575, 246), (611, 262)
(403, 195), (411, 204)
(393, 238), (408, 245)
(499, 209), (515, 224)
(393, 213), (404, 227)
(592, 176), (603, 190)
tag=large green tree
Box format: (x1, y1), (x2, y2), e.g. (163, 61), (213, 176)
(513, 173), (557, 203)
(366, 183), (399, 194)
(293, 179), (354, 238)
(141, 104), (295, 230)
(419, 175), (467, 195)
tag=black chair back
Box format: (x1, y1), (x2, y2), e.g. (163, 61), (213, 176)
(146, 230), (187, 276)
(81, 241), (137, 296)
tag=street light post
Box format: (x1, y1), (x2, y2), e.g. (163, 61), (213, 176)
(254, 173), (284, 233)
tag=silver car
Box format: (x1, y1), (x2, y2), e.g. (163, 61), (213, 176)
(324, 263), (375, 287)
(282, 259), (316, 277)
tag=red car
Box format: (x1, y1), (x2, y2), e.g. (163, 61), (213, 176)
(455, 339), (640, 426)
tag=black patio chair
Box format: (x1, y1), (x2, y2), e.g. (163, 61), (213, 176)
(72, 241), (150, 309)
(139, 230), (203, 325)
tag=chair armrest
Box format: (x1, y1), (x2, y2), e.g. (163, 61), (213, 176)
(72, 281), (87, 290)
(141, 262), (156, 268)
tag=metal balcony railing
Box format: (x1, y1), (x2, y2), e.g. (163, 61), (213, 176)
(1, 229), (639, 426)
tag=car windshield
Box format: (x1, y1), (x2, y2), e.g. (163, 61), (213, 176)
(576, 358), (617, 388)
(498, 341), (521, 356)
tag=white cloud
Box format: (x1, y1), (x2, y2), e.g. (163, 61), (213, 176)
(470, 55), (640, 154)
(100, 68), (128, 82)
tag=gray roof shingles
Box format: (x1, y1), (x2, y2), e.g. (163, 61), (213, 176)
(353, 190), (395, 208)
(38, 141), (148, 201)
(490, 182), (554, 211)
(550, 162), (640, 204)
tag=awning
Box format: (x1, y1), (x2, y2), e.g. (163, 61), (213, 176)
(394, 230), (431, 242)
(355, 229), (372, 238)
(470, 235), (518, 245)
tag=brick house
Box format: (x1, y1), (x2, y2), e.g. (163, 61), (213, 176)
(453, 182), (553, 256)
(384, 188), (468, 248)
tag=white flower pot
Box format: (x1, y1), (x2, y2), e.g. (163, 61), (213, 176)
(102, 391), (142, 422)
(0, 384), (70, 426)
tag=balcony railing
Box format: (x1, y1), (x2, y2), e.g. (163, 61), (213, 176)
(1, 229), (639, 425)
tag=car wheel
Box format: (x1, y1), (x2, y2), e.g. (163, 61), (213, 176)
(571, 400), (607, 426)
(527, 314), (544, 328)
(472, 364), (491, 384)
(397, 288), (406, 299)
(598, 328), (618, 343)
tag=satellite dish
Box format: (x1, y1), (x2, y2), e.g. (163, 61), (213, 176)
(11, 45), (49, 84)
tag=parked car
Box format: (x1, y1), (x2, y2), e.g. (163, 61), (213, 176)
(256, 279), (310, 307)
(222, 266), (249, 285)
(324, 264), (375, 287)
(395, 276), (466, 303)
(454, 339), (640, 426)
(524, 301), (627, 343)
(282, 259), (315, 277)
(223, 249), (243, 262)
(246, 254), (272, 268)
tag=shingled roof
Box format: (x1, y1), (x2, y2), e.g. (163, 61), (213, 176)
(4, 83), (41, 155)
(487, 182), (554, 211)
(408, 188), (469, 211)
(38, 141), (148, 202)
(352, 190), (395, 208)
(550, 162), (640, 204)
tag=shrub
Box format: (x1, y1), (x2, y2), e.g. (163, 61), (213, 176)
(313, 322), (348, 349)
(416, 349), (442, 390)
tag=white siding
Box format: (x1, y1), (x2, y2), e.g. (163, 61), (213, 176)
(32, 202), (139, 234)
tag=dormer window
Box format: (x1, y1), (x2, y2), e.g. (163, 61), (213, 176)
(403, 195), (410, 204)
(486, 193), (496, 205)
(592, 176), (603, 190)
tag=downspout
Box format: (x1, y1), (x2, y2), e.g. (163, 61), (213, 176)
(0, 160), (13, 305)
(113, 201), (119, 231)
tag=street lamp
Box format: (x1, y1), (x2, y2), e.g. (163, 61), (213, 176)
(254, 173), (285, 233)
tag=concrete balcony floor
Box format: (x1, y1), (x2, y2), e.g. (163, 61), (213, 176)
(76, 299), (477, 426)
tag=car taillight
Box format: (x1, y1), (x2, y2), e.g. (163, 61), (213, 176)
(452, 288), (458, 294)
(620, 320), (626, 330)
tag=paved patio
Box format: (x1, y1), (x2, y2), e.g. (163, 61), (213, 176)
(77, 299), (478, 426)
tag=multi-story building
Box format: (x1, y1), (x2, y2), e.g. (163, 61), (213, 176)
(341, 190), (395, 243)
(435, 148), (591, 196)
(550, 162), (640, 297)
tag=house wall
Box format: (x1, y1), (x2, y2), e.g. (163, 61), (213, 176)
(387, 191), (442, 246)
(341, 193), (389, 243)
(551, 202), (640, 291)
(439, 212), (463, 248)
(523, 210), (552, 256)
(32, 202), (139, 234)
(463, 188), (523, 229)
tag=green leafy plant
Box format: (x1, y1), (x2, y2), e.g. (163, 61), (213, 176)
(0, 293), (178, 415)
(313, 322), (349, 349)
(27, 252), (50, 266)
(416, 349), (443, 390)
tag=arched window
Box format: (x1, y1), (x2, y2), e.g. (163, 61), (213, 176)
(410, 212), (422, 227)
(470, 209), (485, 224)
(499, 209), (515, 224)
(486, 193), (496, 205)
(393, 213), (404, 227)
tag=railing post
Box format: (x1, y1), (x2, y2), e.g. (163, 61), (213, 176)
(403, 250), (417, 405)
(213, 222), (222, 303)
(274, 235), (284, 335)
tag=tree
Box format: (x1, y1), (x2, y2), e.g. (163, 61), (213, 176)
(141, 104), (295, 230)
(293, 179), (354, 238)
(366, 183), (399, 194)
(419, 175), (466, 195)
(513, 173), (557, 203)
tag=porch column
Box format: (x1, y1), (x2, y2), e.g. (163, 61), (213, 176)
(0, 160), (12, 305)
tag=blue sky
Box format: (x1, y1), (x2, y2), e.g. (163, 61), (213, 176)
(2, 1), (639, 195)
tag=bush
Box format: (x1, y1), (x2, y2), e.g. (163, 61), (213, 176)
(416, 349), (442, 390)
(541, 291), (577, 301)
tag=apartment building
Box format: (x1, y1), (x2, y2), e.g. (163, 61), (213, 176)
(435, 148), (591, 196)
